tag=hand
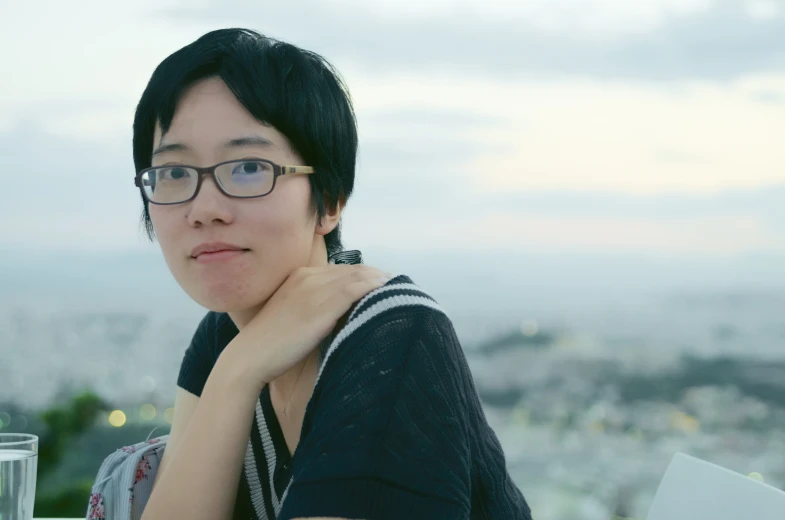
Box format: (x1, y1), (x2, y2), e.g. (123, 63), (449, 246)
(228, 264), (392, 390)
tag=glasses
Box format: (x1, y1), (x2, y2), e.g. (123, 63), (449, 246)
(134, 159), (314, 205)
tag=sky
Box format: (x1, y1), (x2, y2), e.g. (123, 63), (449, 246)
(1, 0), (784, 293)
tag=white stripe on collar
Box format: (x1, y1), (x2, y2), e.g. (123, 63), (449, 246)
(316, 290), (447, 385)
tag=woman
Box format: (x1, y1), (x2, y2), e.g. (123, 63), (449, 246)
(135, 28), (532, 520)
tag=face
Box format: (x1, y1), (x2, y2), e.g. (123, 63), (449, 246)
(148, 76), (339, 318)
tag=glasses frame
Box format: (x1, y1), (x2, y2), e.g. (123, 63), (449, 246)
(134, 158), (315, 205)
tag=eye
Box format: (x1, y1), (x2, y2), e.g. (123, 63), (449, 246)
(231, 160), (272, 176)
(159, 166), (192, 180)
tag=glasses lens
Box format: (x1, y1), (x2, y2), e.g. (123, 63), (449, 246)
(215, 160), (275, 197)
(141, 166), (198, 204)
(140, 161), (276, 204)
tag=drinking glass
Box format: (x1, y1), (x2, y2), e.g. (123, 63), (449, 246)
(0, 434), (38, 520)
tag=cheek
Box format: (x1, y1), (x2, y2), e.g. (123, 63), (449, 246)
(148, 207), (180, 252)
(248, 204), (311, 249)
(253, 184), (314, 234)
(148, 207), (163, 235)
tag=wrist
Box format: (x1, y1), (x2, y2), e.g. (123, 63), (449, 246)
(216, 338), (270, 395)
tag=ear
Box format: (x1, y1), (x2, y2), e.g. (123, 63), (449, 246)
(315, 197), (344, 236)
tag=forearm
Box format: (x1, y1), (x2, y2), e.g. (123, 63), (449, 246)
(141, 346), (262, 520)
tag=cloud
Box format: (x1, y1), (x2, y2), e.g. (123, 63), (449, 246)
(158, 0), (785, 80)
(0, 121), (148, 250)
(4, 99), (785, 257)
(344, 207), (785, 255)
(343, 182), (785, 254)
(3, 0), (784, 256)
(0, 0), (214, 123)
(348, 73), (785, 195)
(3, 117), (781, 258)
(354, 106), (515, 195)
(362, 107), (508, 128)
(480, 185), (785, 220)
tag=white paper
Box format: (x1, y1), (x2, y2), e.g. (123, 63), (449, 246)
(647, 452), (785, 520)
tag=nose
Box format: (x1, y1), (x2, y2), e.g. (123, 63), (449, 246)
(186, 174), (235, 227)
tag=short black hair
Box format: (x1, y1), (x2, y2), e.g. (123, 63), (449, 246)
(132, 28), (358, 257)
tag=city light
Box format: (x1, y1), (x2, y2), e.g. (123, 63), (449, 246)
(140, 404), (157, 421)
(520, 320), (539, 337)
(108, 410), (127, 427)
(669, 410), (700, 434)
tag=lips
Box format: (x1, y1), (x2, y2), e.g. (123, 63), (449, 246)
(190, 242), (248, 258)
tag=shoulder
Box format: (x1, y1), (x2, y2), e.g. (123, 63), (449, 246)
(177, 311), (237, 395)
(317, 275), (460, 381)
(303, 276), (476, 454)
(192, 310), (236, 339)
(190, 310), (238, 361)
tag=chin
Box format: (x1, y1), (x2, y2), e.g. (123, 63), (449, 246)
(188, 281), (271, 314)
(192, 291), (252, 313)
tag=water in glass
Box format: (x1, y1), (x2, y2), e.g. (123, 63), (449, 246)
(0, 449), (37, 520)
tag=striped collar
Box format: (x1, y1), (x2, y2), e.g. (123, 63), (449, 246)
(315, 274), (447, 384)
(328, 249), (363, 265)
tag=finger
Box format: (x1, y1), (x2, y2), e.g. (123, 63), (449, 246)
(339, 265), (391, 281)
(318, 270), (390, 309)
(294, 264), (356, 287)
(312, 264), (390, 287)
(332, 265), (390, 290)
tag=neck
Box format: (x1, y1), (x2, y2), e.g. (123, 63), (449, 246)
(229, 235), (329, 394)
(269, 347), (319, 415)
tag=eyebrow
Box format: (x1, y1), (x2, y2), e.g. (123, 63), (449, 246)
(151, 135), (277, 157)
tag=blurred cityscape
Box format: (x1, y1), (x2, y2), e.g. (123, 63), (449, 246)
(2, 285), (784, 519)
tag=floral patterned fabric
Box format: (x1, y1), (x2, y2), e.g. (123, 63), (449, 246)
(85, 435), (168, 520)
